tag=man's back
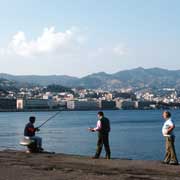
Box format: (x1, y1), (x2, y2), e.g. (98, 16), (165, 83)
(100, 117), (110, 134)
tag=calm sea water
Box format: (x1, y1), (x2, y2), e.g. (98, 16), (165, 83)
(0, 110), (180, 160)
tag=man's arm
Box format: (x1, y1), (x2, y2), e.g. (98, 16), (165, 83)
(27, 124), (36, 133)
(167, 125), (175, 134)
(27, 127), (36, 133)
(89, 120), (102, 132)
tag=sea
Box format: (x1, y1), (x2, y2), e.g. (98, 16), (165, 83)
(0, 110), (180, 160)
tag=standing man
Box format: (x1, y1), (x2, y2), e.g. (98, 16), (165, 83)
(89, 111), (111, 159)
(162, 111), (178, 165)
(24, 116), (43, 151)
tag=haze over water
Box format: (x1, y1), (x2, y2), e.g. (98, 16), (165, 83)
(0, 110), (180, 160)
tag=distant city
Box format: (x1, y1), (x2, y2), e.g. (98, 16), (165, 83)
(0, 77), (180, 111)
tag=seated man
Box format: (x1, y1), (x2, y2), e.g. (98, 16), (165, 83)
(24, 116), (43, 151)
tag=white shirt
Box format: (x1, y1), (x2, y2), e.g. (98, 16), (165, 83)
(162, 118), (175, 137)
(93, 120), (102, 131)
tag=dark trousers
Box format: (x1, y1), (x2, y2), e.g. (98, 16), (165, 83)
(95, 133), (111, 158)
(164, 136), (178, 163)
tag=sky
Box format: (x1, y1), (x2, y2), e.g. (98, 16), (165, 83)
(0, 0), (180, 77)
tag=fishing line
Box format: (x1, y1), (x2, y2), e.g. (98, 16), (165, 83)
(38, 111), (61, 128)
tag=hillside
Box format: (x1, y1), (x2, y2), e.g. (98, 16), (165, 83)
(1, 67), (180, 89)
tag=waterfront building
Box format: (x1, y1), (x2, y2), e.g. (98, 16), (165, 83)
(0, 98), (16, 111)
(17, 99), (54, 111)
(120, 100), (136, 109)
(105, 93), (113, 101)
(16, 99), (24, 110)
(67, 100), (99, 110)
(99, 100), (116, 110)
(137, 101), (157, 109)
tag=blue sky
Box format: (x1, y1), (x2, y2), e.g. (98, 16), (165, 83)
(0, 0), (179, 77)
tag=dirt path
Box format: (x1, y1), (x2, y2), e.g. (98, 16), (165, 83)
(0, 150), (179, 180)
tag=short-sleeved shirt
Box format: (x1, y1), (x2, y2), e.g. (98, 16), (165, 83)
(162, 118), (175, 137)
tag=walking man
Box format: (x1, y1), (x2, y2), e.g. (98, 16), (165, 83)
(162, 111), (178, 165)
(89, 111), (111, 159)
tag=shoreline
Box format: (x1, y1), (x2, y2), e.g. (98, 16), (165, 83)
(0, 109), (175, 113)
(0, 109), (118, 112)
(0, 150), (179, 180)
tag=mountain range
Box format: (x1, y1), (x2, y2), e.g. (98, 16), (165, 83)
(1, 67), (180, 90)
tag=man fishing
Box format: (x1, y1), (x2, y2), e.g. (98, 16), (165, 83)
(89, 111), (111, 159)
(24, 116), (43, 152)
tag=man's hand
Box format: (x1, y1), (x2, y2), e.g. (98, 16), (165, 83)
(35, 127), (40, 132)
(167, 125), (175, 134)
(88, 128), (95, 132)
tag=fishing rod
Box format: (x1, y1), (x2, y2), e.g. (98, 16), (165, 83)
(38, 111), (61, 128)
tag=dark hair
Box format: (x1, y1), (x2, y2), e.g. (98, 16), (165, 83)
(29, 116), (36, 123)
(165, 111), (171, 118)
(98, 111), (104, 117)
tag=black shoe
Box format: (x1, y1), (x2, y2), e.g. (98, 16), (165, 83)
(161, 161), (169, 164)
(169, 161), (179, 165)
(39, 147), (44, 152)
(92, 156), (99, 159)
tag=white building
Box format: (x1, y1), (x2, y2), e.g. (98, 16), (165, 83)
(17, 99), (55, 110)
(67, 100), (99, 110)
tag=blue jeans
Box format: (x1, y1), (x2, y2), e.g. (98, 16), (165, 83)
(29, 136), (42, 148)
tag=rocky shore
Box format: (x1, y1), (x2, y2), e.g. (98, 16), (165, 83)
(0, 150), (179, 180)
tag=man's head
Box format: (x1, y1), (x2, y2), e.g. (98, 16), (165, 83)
(162, 111), (171, 120)
(97, 111), (104, 119)
(29, 116), (36, 124)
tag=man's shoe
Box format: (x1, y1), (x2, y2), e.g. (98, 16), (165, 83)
(161, 161), (169, 164)
(39, 147), (44, 151)
(105, 154), (111, 160)
(169, 161), (179, 165)
(92, 156), (99, 159)
(106, 156), (111, 160)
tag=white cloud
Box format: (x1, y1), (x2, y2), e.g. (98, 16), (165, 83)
(88, 47), (104, 57)
(113, 44), (128, 56)
(88, 45), (128, 58)
(2, 26), (86, 57)
(0, 27), (128, 60)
